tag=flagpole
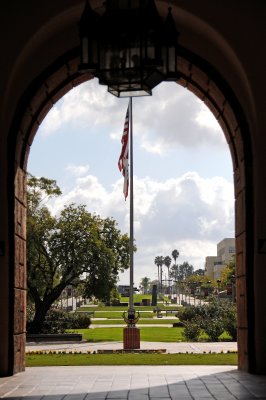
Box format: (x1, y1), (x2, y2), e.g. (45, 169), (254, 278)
(122, 97), (140, 350)
(129, 96), (134, 313)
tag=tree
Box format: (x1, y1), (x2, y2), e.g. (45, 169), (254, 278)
(82, 216), (130, 303)
(194, 268), (205, 276)
(220, 257), (235, 288)
(164, 256), (172, 293)
(171, 249), (179, 265)
(27, 174), (130, 333)
(154, 256), (164, 291)
(170, 263), (179, 281)
(140, 277), (151, 294)
(170, 261), (194, 281)
(186, 274), (214, 285)
(179, 261), (194, 280)
(170, 250), (179, 294)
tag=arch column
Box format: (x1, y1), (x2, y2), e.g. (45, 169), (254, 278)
(13, 167), (27, 374)
(252, 142), (266, 373)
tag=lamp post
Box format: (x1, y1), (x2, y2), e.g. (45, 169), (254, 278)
(207, 280), (211, 303)
(174, 280), (181, 305)
(193, 282), (197, 306)
(184, 282), (187, 305)
(181, 281), (184, 304)
(198, 281), (202, 306)
(217, 279), (221, 303)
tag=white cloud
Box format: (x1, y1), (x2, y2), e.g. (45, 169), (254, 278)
(65, 164), (90, 176)
(33, 78), (234, 286)
(39, 79), (227, 157)
(195, 100), (221, 131)
(47, 169), (234, 284)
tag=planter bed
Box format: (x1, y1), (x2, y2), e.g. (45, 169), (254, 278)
(26, 333), (82, 342)
(97, 349), (166, 354)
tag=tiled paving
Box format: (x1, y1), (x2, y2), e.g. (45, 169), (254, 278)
(1, 366), (266, 400)
(26, 341), (238, 354)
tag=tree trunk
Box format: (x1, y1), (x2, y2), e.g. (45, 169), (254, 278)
(27, 281), (70, 333)
(27, 300), (52, 333)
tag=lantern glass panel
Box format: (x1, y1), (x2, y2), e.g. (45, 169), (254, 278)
(79, 0), (179, 97)
(82, 37), (89, 64)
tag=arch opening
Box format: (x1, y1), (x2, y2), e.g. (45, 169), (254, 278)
(8, 44), (253, 374)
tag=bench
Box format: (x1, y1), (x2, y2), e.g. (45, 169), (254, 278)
(165, 309), (179, 316)
(153, 307), (163, 318)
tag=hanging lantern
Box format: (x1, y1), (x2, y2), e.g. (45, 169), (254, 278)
(78, 0), (179, 97)
(162, 7), (179, 80)
(78, 0), (99, 73)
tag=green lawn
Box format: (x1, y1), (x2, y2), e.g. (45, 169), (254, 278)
(78, 306), (153, 312)
(77, 304), (180, 312)
(92, 311), (155, 319)
(26, 352), (237, 367)
(70, 327), (181, 342)
(70, 327), (232, 342)
(119, 294), (170, 303)
(91, 319), (175, 325)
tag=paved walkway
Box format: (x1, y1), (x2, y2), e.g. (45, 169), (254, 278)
(1, 365), (266, 399)
(26, 341), (238, 354)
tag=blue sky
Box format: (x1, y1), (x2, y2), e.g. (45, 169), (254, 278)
(28, 78), (234, 286)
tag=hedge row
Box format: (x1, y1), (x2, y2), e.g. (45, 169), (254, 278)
(178, 300), (237, 341)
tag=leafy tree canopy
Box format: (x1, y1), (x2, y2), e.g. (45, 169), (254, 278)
(170, 261), (194, 281)
(140, 276), (151, 294)
(220, 257), (235, 288)
(27, 173), (130, 332)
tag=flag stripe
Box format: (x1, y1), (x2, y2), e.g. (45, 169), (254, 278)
(118, 106), (129, 199)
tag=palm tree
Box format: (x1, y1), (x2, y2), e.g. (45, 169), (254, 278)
(171, 249), (179, 298)
(164, 256), (172, 294)
(172, 249), (179, 265)
(154, 256), (164, 293)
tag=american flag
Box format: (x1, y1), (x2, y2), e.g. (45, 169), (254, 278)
(118, 106), (129, 200)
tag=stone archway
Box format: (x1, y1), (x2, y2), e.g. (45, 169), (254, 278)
(9, 43), (253, 373)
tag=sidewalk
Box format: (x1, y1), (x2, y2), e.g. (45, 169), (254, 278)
(1, 365), (266, 399)
(26, 340), (237, 354)
(4, 341), (264, 400)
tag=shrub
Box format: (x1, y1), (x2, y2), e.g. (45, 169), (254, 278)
(40, 309), (70, 333)
(69, 312), (91, 329)
(182, 319), (201, 341)
(111, 298), (120, 306)
(172, 322), (184, 328)
(26, 304), (35, 325)
(204, 318), (224, 341)
(27, 309), (91, 334)
(178, 299), (237, 342)
(178, 305), (202, 322)
(222, 303), (237, 340)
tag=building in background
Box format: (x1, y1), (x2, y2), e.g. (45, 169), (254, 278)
(205, 238), (235, 280)
(117, 285), (139, 297)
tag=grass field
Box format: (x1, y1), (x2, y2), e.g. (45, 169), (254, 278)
(71, 327), (182, 342)
(78, 304), (178, 313)
(70, 327), (232, 342)
(92, 311), (156, 319)
(26, 352), (237, 367)
(91, 319), (175, 325)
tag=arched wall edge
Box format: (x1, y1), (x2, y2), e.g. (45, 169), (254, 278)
(7, 46), (255, 373)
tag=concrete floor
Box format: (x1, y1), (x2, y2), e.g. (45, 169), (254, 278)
(2, 341), (265, 399)
(1, 365), (266, 399)
(25, 340), (238, 354)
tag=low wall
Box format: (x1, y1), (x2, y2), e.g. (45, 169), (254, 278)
(26, 333), (82, 342)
